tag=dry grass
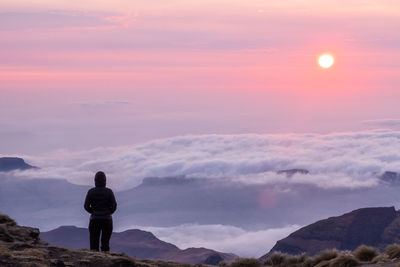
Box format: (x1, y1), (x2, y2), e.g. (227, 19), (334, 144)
(311, 249), (339, 266)
(263, 252), (286, 266)
(353, 245), (378, 262)
(370, 253), (390, 264)
(11, 248), (47, 259)
(328, 253), (359, 267)
(263, 252), (309, 266)
(386, 244), (400, 259)
(284, 253), (307, 265)
(261, 243), (400, 267)
(230, 257), (261, 267)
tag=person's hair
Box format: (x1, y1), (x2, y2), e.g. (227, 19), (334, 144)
(94, 171), (106, 187)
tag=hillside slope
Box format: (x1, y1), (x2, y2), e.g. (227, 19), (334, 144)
(264, 207), (400, 257)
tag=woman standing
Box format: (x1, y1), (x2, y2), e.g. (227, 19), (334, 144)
(84, 171), (117, 251)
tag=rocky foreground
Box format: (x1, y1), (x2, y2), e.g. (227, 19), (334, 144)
(4, 212), (400, 267)
(0, 214), (192, 267)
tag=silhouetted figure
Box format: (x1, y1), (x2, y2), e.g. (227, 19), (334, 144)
(84, 171), (117, 251)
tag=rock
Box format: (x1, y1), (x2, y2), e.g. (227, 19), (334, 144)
(0, 214), (41, 244)
(0, 214), (17, 226)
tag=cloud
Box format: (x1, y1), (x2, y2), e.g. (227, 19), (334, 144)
(14, 131), (400, 191)
(362, 119), (400, 129)
(75, 101), (132, 108)
(0, 11), (117, 30)
(119, 223), (300, 258)
(104, 12), (138, 28)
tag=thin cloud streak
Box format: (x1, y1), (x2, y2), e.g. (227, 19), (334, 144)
(75, 101), (132, 108)
(363, 119), (400, 129)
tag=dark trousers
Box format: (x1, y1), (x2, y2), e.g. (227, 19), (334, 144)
(89, 218), (113, 251)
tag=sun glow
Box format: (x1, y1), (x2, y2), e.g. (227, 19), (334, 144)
(318, 54), (335, 68)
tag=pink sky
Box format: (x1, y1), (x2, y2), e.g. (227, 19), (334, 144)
(1, 0), (400, 153)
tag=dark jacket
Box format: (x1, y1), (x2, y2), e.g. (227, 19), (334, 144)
(84, 185), (117, 220)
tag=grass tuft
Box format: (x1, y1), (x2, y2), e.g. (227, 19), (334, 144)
(230, 257), (261, 267)
(370, 253), (390, 264)
(353, 245), (378, 262)
(328, 253), (359, 267)
(385, 244), (400, 259)
(284, 253), (308, 265)
(386, 244), (400, 259)
(312, 249), (339, 266)
(263, 252), (286, 266)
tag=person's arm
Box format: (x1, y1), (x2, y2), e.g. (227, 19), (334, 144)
(84, 190), (93, 214)
(109, 190), (117, 214)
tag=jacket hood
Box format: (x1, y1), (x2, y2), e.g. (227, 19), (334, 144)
(94, 171), (106, 187)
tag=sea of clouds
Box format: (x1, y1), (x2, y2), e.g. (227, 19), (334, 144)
(9, 130), (400, 191)
(4, 130), (400, 257)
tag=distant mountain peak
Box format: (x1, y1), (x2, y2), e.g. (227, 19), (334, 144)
(116, 228), (161, 242)
(0, 157), (37, 172)
(277, 168), (309, 177)
(380, 171), (400, 185)
(139, 175), (198, 187)
(56, 225), (80, 230)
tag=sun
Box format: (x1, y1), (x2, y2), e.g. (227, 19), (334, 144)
(318, 54), (335, 69)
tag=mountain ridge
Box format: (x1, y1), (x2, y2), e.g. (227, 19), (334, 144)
(262, 206), (400, 258)
(41, 225), (236, 265)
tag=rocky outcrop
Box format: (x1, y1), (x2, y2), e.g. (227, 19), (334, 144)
(0, 157), (37, 172)
(0, 214), (198, 267)
(0, 214), (42, 244)
(262, 207), (400, 258)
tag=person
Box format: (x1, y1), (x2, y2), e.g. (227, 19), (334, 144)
(84, 171), (117, 252)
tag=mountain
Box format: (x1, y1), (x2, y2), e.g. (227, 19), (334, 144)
(0, 213), (193, 267)
(0, 157), (37, 172)
(380, 171), (400, 185)
(41, 225), (236, 264)
(276, 169), (309, 177)
(263, 207), (400, 257)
